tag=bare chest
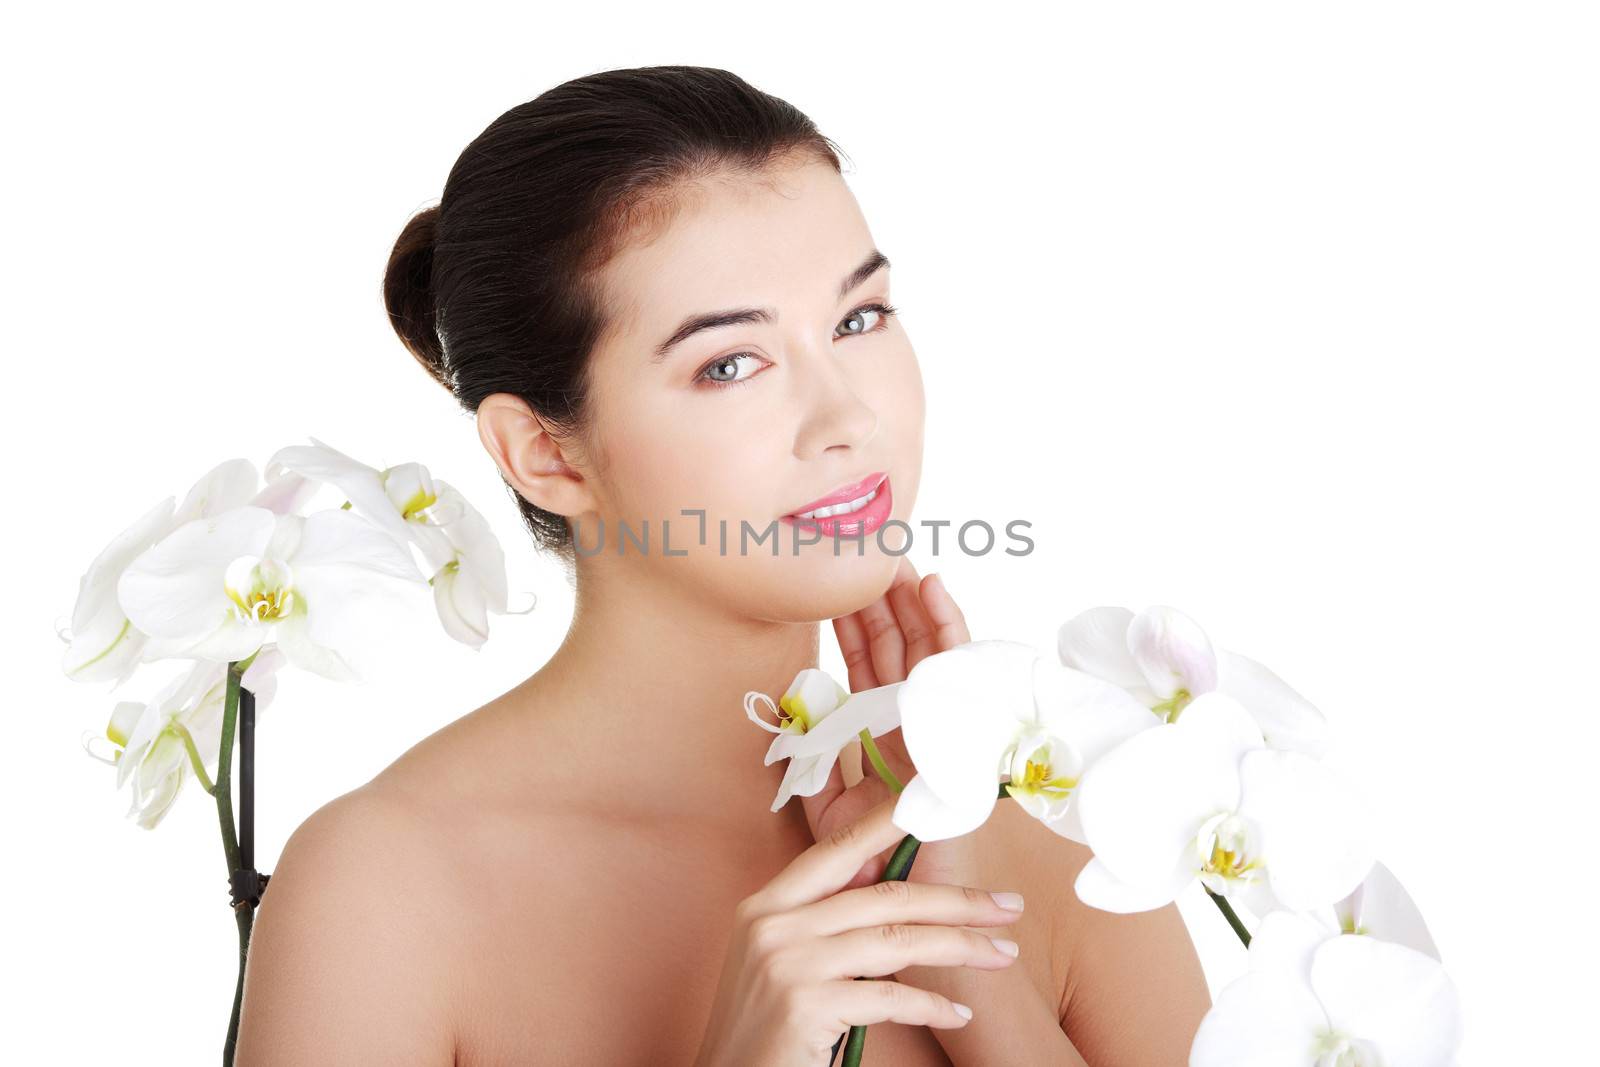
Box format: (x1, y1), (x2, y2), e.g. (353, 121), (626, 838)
(444, 812), (1064, 1067)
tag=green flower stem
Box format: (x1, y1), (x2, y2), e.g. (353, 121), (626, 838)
(836, 781), (1014, 1067)
(857, 729), (903, 794)
(1205, 887), (1252, 947)
(174, 721), (217, 796)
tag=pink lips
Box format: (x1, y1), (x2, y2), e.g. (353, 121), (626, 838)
(786, 471), (888, 517)
(781, 472), (893, 539)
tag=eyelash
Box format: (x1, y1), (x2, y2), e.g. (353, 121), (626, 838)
(695, 301), (900, 391)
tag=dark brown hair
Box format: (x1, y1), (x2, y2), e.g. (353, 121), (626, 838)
(383, 66), (847, 564)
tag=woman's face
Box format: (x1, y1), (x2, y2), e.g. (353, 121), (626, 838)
(579, 154), (925, 623)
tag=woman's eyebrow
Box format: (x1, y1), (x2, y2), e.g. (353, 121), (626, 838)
(649, 249), (891, 363)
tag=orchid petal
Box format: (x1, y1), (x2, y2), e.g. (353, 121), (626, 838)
(433, 560), (490, 648)
(134, 731), (188, 810)
(172, 458), (260, 525)
(117, 506), (277, 644)
(240, 645), (286, 711)
(250, 467), (322, 517)
(1311, 934), (1464, 1065)
(105, 700), (145, 750)
(1175, 691), (1267, 767)
(290, 508), (425, 655)
(115, 661), (212, 789)
(114, 702), (161, 790)
(1247, 908), (1333, 983)
(382, 461), (438, 519)
(273, 604), (357, 682)
(1072, 855), (1193, 913)
(1188, 969), (1329, 1067)
(433, 481), (508, 613)
(1075, 696), (1257, 889)
(787, 669), (851, 728)
(408, 523), (459, 582)
(183, 612), (268, 665)
(1036, 793), (1089, 845)
(132, 767), (184, 829)
(1055, 606), (1145, 690)
(1231, 877), (1282, 922)
(1031, 659), (1161, 764)
(1238, 749), (1373, 912)
(891, 773), (998, 842)
(898, 640), (1039, 812)
(769, 753), (820, 812)
(794, 748), (841, 799)
(780, 682), (902, 759)
(267, 438), (414, 546)
(166, 658), (227, 717)
(61, 495), (173, 683)
(1335, 860), (1442, 959)
(1216, 650), (1330, 757)
(1126, 605), (1218, 699)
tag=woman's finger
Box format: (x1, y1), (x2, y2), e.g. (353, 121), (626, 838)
(886, 558), (939, 670)
(749, 796), (907, 914)
(920, 572), (971, 652)
(831, 611), (881, 692)
(857, 562), (911, 684)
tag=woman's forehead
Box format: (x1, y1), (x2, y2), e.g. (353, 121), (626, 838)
(596, 163), (874, 347)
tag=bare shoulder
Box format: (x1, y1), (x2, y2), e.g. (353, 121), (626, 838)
(234, 780), (471, 1066)
(235, 692), (544, 1066)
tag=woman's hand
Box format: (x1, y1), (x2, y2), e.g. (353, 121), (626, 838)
(691, 796), (1024, 1067)
(798, 557), (985, 891)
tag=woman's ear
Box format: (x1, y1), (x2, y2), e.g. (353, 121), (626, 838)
(476, 392), (599, 520)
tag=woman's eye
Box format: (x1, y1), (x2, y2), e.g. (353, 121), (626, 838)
(836, 301), (898, 338)
(696, 301), (899, 391)
(698, 352), (761, 388)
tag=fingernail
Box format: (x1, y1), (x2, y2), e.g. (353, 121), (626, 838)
(990, 891), (1025, 912)
(989, 937), (1020, 958)
(952, 1001), (973, 1020)
(929, 572), (948, 598)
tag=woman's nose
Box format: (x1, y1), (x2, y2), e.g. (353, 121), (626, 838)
(791, 353), (879, 460)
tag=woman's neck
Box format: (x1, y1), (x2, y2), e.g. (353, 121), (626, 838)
(506, 560), (826, 838)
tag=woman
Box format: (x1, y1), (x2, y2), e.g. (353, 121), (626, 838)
(235, 65), (1211, 1065)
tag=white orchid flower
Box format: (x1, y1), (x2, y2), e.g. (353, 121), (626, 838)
(886, 640), (1156, 844)
(1307, 859), (1443, 960)
(116, 505), (425, 682)
(745, 669), (902, 813)
(265, 438), (510, 648)
(1190, 908), (1463, 1067)
(1073, 690), (1373, 915)
(82, 649), (285, 829)
(1057, 605), (1330, 757)
(61, 459), (260, 687)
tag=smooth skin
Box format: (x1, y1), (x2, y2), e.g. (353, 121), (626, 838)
(235, 152), (1211, 1065)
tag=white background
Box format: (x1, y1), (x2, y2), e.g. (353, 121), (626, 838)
(6, 2), (1594, 1062)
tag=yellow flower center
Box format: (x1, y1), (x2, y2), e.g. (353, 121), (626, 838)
(400, 487), (439, 521)
(1196, 812), (1265, 891)
(224, 556), (296, 623)
(1204, 840), (1260, 880)
(777, 692), (812, 733)
(1019, 750), (1076, 796)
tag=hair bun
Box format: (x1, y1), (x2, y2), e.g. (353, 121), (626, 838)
(383, 204), (450, 392)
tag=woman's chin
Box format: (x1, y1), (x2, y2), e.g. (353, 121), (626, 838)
(738, 551), (905, 624)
